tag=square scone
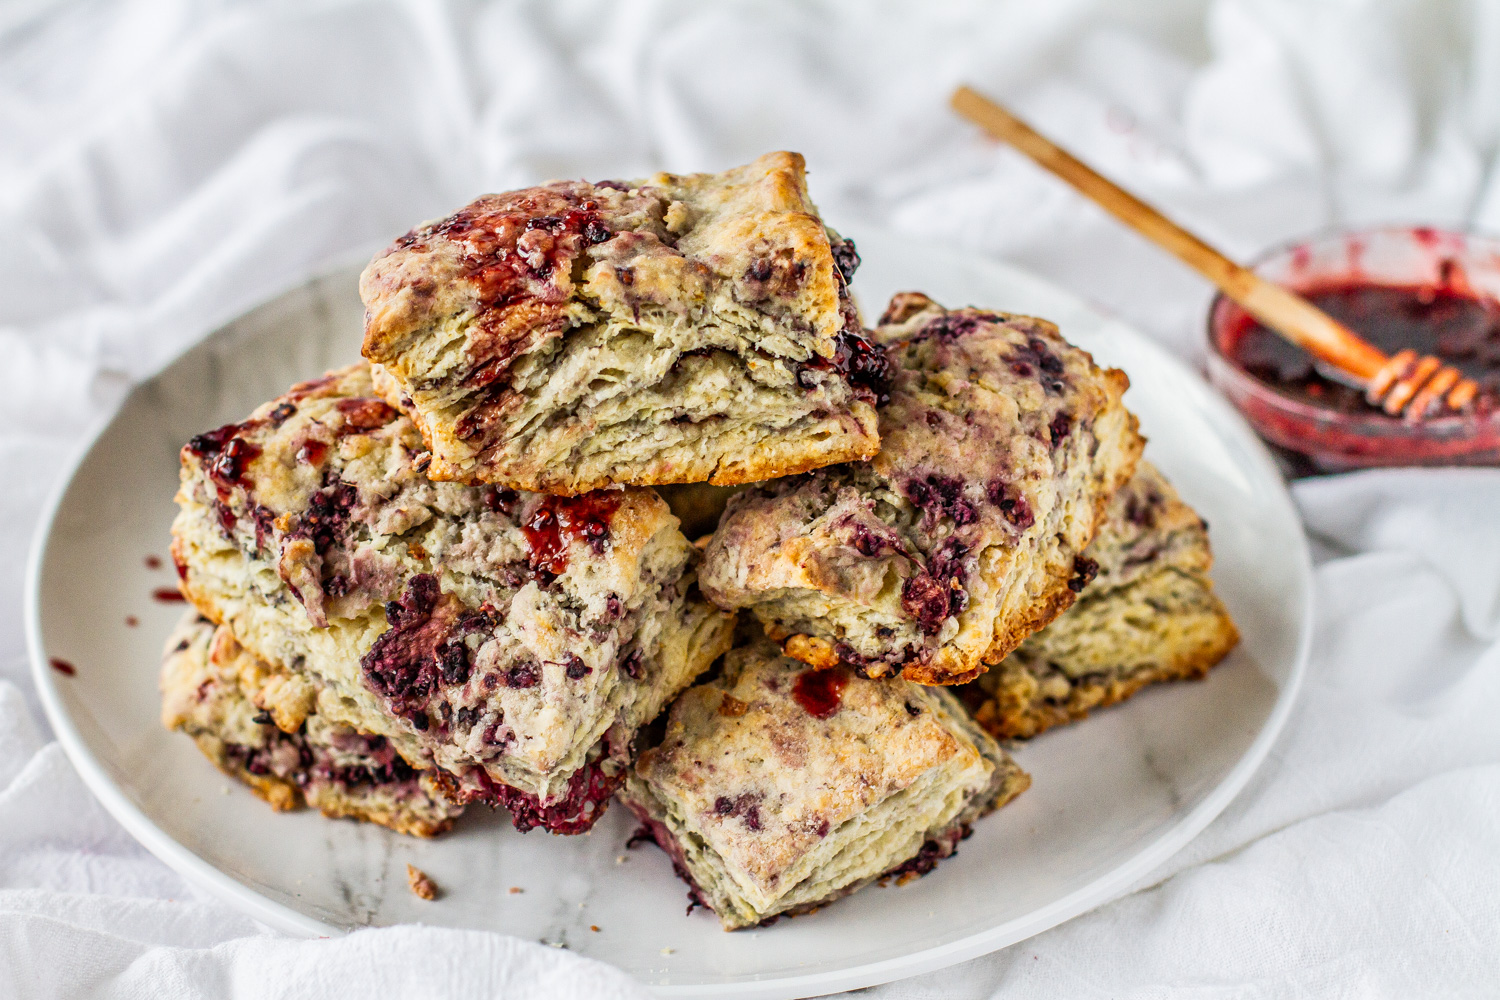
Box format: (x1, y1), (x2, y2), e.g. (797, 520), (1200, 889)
(171, 362), (735, 834)
(359, 151), (886, 495)
(960, 462), (1241, 739)
(700, 292), (1144, 685)
(160, 613), (464, 837)
(621, 639), (1030, 930)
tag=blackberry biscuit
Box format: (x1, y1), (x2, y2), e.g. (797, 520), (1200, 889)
(622, 639), (1029, 930)
(700, 292), (1144, 685)
(171, 362), (735, 834)
(160, 613), (463, 837)
(360, 151), (887, 495)
(960, 462), (1240, 739)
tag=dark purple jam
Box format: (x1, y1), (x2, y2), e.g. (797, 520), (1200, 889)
(883, 827), (969, 883)
(801, 330), (894, 406)
(904, 473), (977, 527)
(1228, 282), (1500, 414)
(295, 482), (358, 556)
(901, 573), (952, 635)
(152, 588), (187, 603)
(503, 663), (540, 688)
(449, 757), (622, 835)
(49, 657), (76, 676)
(188, 425), (261, 499)
(712, 792), (764, 830)
(986, 480), (1035, 529)
(1068, 555), (1100, 592)
(917, 312), (998, 341)
(363, 574), (456, 720)
(831, 238), (861, 286)
(792, 667), (848, 720)
(1049, 412), (1073, 444)
(845, 519), (899, 557)
(1007, 337), (1068, 394)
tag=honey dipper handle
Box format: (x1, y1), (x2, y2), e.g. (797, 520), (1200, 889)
(950, 85), (1390, 381)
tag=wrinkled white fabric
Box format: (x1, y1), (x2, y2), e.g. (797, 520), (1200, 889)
(2, 1), (1498, 996)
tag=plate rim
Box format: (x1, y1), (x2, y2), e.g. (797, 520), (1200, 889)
(25, 242), (1313, 998)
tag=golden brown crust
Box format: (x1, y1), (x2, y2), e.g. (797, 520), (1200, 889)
(966, 622), (1240, 740)
(779, 633), (841, 670)
(959, 462), (1239, 739)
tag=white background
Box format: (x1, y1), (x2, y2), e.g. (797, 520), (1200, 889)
(2, 1), (1499, 996)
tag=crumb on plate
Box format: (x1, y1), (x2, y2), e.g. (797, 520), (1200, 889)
(407, 863), (438, 900)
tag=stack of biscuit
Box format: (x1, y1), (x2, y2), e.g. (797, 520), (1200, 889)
(162, 151), (1238, 930)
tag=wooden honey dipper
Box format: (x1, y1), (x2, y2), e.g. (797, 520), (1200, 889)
(951, 85), (1478, 419)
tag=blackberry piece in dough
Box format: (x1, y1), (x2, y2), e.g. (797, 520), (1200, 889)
(959, 462), (1240, 739)
(360, 151), (885, 495)
(700, 292), (1144, 685)
(621, 640), (1029, 930)
(171, 362), (734, 835)
(160, 614), (464, 837)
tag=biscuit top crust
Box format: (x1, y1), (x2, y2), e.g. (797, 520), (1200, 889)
(634, 642), (983, 898)
(701, 292), (1140, 683)
(360, 151), (860, 397)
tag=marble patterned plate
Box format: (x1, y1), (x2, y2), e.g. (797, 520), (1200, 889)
(27, 231), (1311, 998)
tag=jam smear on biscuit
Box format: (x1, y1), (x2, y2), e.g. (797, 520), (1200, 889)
(792, 666), (849, 720)
(521, 493), (622, 579)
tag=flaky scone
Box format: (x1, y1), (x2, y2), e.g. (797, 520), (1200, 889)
(700, 292), (1144, 685)
(359, 151), (887, 495)
(621, 639), (1029, 931)
(160, 613), (463, 837)
(171, 362), (735, 834)
(960, 462), (1240, 739)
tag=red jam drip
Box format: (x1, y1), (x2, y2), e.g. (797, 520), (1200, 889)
(392, 188), (615, 413)
(792, 667), (848, 720)
(296, 439), (329, 466)
(187, 424), (261, 499)
(335, 397), (399, 431)
(1227, 282), (1500, 415)
(144, 555), (162, 570)
(521, 493), (622, 578)
(49, 657), (76, 676)
(153, 588), (188, 603)
(396, 189), (611, 311)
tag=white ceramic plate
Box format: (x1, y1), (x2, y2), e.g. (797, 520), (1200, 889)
(27, 231), (1311, 999)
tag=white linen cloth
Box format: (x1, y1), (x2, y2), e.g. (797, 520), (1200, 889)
(3, 1), (1499, 996)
